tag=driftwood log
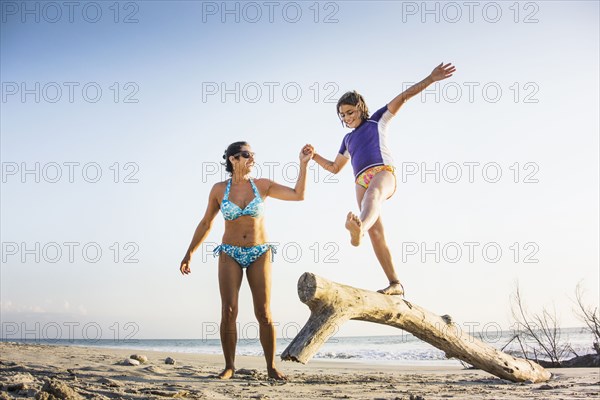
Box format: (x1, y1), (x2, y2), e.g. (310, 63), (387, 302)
(281, 273), (551, 383)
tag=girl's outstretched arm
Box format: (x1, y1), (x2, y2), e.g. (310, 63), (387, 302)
(266, 145), (313, 201)
(180, 184), (221, 275)
(303, 144), (349, 175)
(388, 62), (456, 115)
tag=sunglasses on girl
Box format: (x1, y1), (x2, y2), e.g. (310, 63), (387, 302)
(234, 151), (255, 159)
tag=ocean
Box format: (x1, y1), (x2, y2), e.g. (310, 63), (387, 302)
(2, 327), (596, 366)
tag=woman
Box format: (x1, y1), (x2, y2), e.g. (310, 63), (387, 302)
(180, 141), (312, 380)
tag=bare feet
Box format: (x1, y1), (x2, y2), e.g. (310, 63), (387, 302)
(267, 367), (287, 381)
(345, 212), (363, 246)
(377, 281), (405, 296)
(218, 368), (235, 379)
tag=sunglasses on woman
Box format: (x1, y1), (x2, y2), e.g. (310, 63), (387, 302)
(234, 151), (255, 159)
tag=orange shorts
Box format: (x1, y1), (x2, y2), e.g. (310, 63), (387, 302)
(355, 165), (396, 189)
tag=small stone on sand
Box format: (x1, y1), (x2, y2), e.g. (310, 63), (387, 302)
(130, 354), (148, 364)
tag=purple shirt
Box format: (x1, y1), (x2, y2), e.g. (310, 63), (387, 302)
(338, 105), (395, 179)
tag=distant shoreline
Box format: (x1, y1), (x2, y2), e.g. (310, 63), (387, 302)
(1, 326), (595, 366)
(0, 339), (465, 367)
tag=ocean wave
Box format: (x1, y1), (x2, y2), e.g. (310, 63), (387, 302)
(315, 352), (357, 360)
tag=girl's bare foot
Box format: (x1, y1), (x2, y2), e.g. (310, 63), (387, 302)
(345, 212), (363, 246)
(218, 368), (235, 379)
(267, 367), (287, 381)
(377, 281), (404, 296)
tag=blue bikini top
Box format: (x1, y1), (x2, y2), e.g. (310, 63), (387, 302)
(220, 179), (264, 221)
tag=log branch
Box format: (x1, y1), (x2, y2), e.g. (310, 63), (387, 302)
(281, 273), (551, 383)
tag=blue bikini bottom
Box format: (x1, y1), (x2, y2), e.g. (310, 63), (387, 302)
(213, 243), (277, 268)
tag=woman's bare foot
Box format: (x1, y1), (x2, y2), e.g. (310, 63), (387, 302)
(345, 212), (363, 246)
(267, 367), (287, 381)
(377, 281), (404, 296)
(218, 368), (235, 379)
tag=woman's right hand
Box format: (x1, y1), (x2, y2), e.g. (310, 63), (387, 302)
(180, 255), (191, 275)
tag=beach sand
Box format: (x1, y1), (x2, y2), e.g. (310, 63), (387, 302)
(0, 342), (598, 399)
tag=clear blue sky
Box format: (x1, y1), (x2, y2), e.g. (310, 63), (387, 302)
(1, 1), (598, 340)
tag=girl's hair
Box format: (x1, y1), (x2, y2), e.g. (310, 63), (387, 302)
(336, 91), (370, 124)
(222, 141), (249, 175)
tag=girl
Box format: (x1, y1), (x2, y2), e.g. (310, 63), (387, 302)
(304, 62), (456, 296)
(180, 141), (313, 380)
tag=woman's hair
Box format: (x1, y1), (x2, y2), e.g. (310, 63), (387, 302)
(222, 141), (249, 175)
(336, 91), (370, 123)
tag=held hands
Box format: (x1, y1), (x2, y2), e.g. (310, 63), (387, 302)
(429, 62), (456, 82)
(300, 144), (315, 165)
(180, 255), (191, 275)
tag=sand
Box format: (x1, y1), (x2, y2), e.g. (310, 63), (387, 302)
(0, 342), (598, 399)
